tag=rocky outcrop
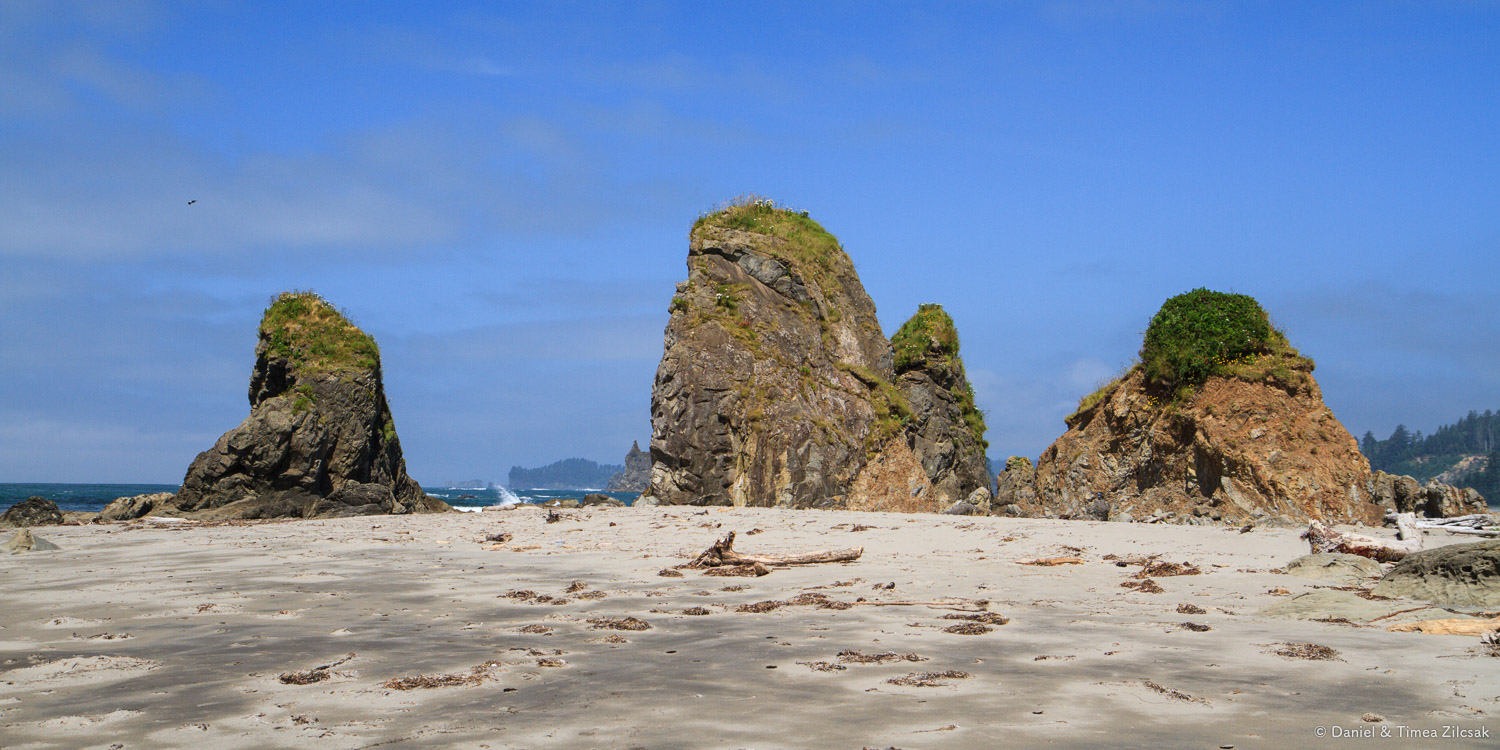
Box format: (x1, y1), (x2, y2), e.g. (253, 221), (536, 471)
(644, 201), (919, 508)
(888, 304), (990, 506)
(997, 290), (1383, 525)
(0, 497), (63, 528)
(1367, 471), (1486, 518)
(1371, 540), (1500, 607)
(605, 441), (651, 492)
(99, 492), (175, 522)
(168, 292), (449, 520)
(994, 457), (1037, 517)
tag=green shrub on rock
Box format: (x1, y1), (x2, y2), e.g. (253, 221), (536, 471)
(1141, 288), (1273, 392)
(891, 303), (960, 373)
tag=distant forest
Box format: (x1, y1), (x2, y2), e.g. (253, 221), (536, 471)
(1361, 409), (1500, 499)
(508, 458), (623, 490)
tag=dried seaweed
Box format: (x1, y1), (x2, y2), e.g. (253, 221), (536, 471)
(279, 653), (354, 685)
(564, 581), (588, 593)
(1143, 680), (1203, 702)
(1121, 579), (1165, 593)
(940, 612), (1009, 625)
(1268, 642), (1342, 661)
(381, 660), (502, 690)
(681, 607), (712, 616)
(942, 622), (992, 635)
(1178, 622), (1211, 632)
(587, 617), (652, 631)
(887, 670), (969, 687)
(797, 660), (847, 672)
(1176, 603), (1206, 615)
(1135, 561), (1201, 578)
(736, 600), (786, 613)
(658, 568), (685, 578)
(837, 650), (926, 664)
(517, 624), (552, 634)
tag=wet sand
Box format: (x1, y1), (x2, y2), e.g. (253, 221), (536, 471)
(1, 507), (1496, 749)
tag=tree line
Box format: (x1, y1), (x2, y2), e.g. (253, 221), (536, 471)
(1361, 409), (1500, 499)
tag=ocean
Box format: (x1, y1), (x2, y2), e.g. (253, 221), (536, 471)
(0, 483), (640, 514)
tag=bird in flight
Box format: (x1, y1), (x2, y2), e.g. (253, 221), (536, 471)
(188, 200), (197, 205)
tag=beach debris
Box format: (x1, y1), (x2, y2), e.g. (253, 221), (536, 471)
(517, 624), (552, 634)
(1267, 642), (1342, 660)
(681, 607), (711, 616)
(687, 531), (863, 569)
(1142, 680), (1204, 703)
(797, 661), (847, 672)
(1479, 632), (1500, 657)
(1363, 713), (1384, 723)
(1134, 561), (1201, 578)
(1385, 511), (1500, 537)
(574, 590), (607, 600)
(719, 584), (751, 592)
(1121, 579), (1165, 594)
(787, 592), (832, 606)
(736, 600), (786, 613)
(483, 532), (512, 544)
(587, 616), (652, 631)
(940, 612), (1009, 625)
(942, 623), (991, 635)
(1178, 622), (1212, 632)
(1303, 515), (1422, 562)
(536, 658), (566, 668)
(545, 509), (563, 523)
(1176, 603), (1207, 614)
(564, 581), (588, 593)
(703, 562), (772, 577)
(382, 659), (503, 690)
(745, 527), (764, 535)
(1033, 655), (1074, 661)
(887, 670), (969, 687)
(873, 581), (896, 590)
(1014, 557), (1085, 566)
(1385, 617), (1500, 635)
(278, 653), (355, 685)
(658, 568), (685, 577)
(837, 650), (927, 664)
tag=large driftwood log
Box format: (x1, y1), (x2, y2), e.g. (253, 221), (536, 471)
(688, 531), (863, 568)
(1303, 514), (1422, 562)
(1385, 512), (1500, 537)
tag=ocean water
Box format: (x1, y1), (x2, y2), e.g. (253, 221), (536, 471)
(0, 483), (640, 514)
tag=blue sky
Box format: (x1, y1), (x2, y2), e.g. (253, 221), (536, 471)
(2, 1), (1497, 484)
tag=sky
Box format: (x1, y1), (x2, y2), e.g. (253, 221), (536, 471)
(1, 1), (1497, 485)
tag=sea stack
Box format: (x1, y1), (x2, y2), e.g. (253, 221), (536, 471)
(606, 441), (651, 492)
(170, 292), (449, 519)
(887, 304), (990, 505)
(997, 288), (1383, 525)
(644, 199), (908, 507)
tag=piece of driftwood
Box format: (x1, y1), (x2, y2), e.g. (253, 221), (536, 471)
(1303, 516), (1422, 562)
(1386, 512), (1500, 537)
(687, 531), (862, 568)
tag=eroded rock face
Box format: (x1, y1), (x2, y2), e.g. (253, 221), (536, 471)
(889, 304), (990, 507)
(172, 293), (449, 520)
(645, 207), (902, 508)
(997, 366), (1385, 525)
(605, 441), (651, 492)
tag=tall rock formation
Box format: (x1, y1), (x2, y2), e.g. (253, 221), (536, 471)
(997, 288), (1384, 525)
(888, 304), (990, 505)
(606, 441), (652, 492)
(170, 292), (449, 520)
(644, 199), (911, 508)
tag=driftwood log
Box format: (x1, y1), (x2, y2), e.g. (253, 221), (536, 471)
(1303, 513), (1422, 562)
(687, 531), (863, 569)
(1386, 512), (1500, 537)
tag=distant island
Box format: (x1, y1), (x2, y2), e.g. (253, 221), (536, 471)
(508, 458), (623, 490)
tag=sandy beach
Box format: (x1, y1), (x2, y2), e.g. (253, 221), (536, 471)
(2, 507), (1496, 749)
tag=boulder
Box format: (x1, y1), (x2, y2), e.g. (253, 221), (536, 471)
(1367, 471), (1486, 518)
(1283, 553), (1385, 585)
(4, 528), (61, 554)
(99, 492), (174, 522)
(1003, 290), (1382, 526)
(581, 493), (626, 507)
(0, 497), (63, 528)
(1370, 540), (1500, 607)
(942, 501), (981, 516)
(605, 441), (652, 492)
(171, 292), (451, 520)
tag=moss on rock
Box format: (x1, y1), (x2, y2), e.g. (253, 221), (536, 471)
(259, 291), (380, 379)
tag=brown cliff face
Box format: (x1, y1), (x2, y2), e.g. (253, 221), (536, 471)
(645, 201), (906, 507)
(169, 292), (449, 520)
(1003, 364), (1383, 525)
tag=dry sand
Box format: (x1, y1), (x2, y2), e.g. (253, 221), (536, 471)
(1, 506), (1496, 749)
